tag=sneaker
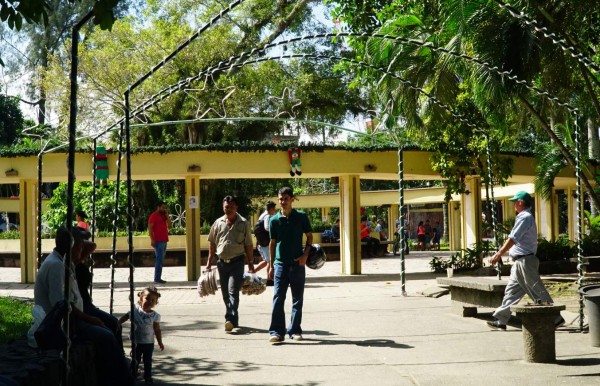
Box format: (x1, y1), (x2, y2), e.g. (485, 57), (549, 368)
(154, 279), (167, 284)
(486, 320), (507, 330)
(290, 334), (303, 341)
(269, 335), (281, 344)
(555, 316), (566, 329)
(225, 321), (234, 332)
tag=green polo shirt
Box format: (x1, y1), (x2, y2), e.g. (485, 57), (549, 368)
(269, 209), (312, 265)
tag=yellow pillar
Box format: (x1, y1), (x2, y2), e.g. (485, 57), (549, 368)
(339, 175), (361, 274)
(389, 204), (399, 238)
(185, 176), (201, 281)
(448, 201), (461, 251)
(19, 179), (38, 283)
(536, 192), (555, 241)
(566, 187), (583, 242)
(460, 176), (482, 249)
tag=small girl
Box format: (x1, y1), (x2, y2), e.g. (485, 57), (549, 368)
(119, 286), (164, 385)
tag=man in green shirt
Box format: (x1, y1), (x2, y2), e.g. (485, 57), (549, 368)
(268, 187), (313, 343)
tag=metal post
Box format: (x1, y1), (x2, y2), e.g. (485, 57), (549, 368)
(574, 116), (584, 332)
(484, 134), (502, 279)
(398, 147), (407, 296)
(109, 123), (125, 314)
(37, 154), (44, 268)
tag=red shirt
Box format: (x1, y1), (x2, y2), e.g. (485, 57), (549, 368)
(148, 211), (169, 242)
(360, 224), (370, 239)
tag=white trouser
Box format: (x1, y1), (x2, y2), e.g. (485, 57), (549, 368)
(492, 254), (557, 324)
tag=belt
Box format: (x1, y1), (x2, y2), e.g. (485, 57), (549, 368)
(219, 254), (245, 264)
(511, 254), (534, 260)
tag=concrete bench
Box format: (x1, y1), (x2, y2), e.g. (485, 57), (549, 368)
(437, 276), (508, 317)
(569, 255), (600, 272)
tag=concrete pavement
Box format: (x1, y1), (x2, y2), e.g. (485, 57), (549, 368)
(1, 252), (599, 385)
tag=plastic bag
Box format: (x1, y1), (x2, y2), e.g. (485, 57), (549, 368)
(241, 273), (266, 295)
(34, 300), (68, 350)
(197, 268), (218, 298)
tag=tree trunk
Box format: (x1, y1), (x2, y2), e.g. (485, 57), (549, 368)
(442, 202), (449, 243)
(589, 118), (599, 216)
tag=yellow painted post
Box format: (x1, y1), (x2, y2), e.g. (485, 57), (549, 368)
(460, 176), (482, 250)
(339, 175), (361, 274)
(449, 201), (462, 251)
(19, 179), (38, 283)
(537, 193), (555, 241)
(185, 176), (201, 281)
(389, 204), (399, 238)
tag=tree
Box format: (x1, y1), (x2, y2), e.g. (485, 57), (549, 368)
(332, 0), (600, 207)
(0, 93), (24, 146)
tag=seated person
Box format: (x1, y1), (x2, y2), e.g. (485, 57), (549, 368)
(74, 230), (123, 352)
(360, 216), (378, 257)
(34, 226), (131, 386)
(331, 218), (341, 242)
(431, 221), (442, 250)
(375, 219), (387, 241)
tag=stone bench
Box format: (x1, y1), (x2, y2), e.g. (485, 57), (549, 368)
(436, 276), (508, 317)
(511, 304), (565, 363)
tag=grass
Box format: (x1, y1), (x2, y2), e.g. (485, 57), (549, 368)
(0, 297), (33, 345)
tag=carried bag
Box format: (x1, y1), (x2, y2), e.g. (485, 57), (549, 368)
(34, 300), (68, 350)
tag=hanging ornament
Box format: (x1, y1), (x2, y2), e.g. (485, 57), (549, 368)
(95, 146), (109, 186)
(288, 147), (302, 177)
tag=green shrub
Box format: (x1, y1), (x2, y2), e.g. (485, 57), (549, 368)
(429, 242), (489, 273)
(536, 235), (574, 262)
(0, 297), (33, 344)
(0, 230), (20, 239)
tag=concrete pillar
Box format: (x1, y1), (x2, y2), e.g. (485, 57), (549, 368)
(448, 201), (461, 251)
(537, 193), (555, 241)
(321, 207), (329, 223)
(185, 176), (201, 281)
(389, 203), (399, 237)
(339, 175), (361, 274)
(19, 179), (38, 283)
(460, 176), (482, 249)
(567, 187), (582, 242)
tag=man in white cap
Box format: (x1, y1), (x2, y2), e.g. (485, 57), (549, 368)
(487, 191), (565, 330)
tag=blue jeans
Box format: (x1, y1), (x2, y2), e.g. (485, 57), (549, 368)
(269, 263), (305, 338)
(73, 319), (132, 386)
(83, 303), (123, 353)
(154, 241), (167, 282)
(135, 343), (154, 381)
(217, 259), (245, 326)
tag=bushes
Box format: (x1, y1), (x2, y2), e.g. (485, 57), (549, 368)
(536, 235), (574, 262)
(429, 242), (490, 273)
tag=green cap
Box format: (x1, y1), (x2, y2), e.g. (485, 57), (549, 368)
(508, 191), (532, 206)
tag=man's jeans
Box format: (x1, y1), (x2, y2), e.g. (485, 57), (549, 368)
(153, 241), (167, 282)
(269, 263), (306, 338)
(217, 259), (245, 326)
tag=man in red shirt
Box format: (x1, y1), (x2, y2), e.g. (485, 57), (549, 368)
(148, 201), (171, 284)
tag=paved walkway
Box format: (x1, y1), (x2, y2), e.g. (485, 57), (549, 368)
(1, 252), (599, 385)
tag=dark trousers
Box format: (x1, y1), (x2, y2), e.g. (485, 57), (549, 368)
(135, 343), (154, 381)
(217, 258), (245, 326)
(83, 303), (123, 353)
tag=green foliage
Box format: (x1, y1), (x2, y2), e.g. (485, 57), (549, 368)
(0, 297), (33, 344)
(42, 181), (127, 232)
(536, 235), (575, 262)
(0, 230), (20, 239)
(0, 94), (24, 146)
(429, 242), (490, 272)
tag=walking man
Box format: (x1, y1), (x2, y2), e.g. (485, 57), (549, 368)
(268, 187), (313, 343)
(254, 200), (277, 285)
(148, 201), (171, 284)
(206, 196), (255, 332)
(487, 191), (565, 330)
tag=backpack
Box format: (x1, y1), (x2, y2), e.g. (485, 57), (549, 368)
(254, 218), (270, 247)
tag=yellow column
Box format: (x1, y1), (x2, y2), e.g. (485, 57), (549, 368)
(389, 204), (399, 237)
(460, 176), (482, 249)
(449, 201), (461, 251)
(536, 192), (555, 241)
(339, 175), (361, 274)
(185, 176), (201, 281)
(566, 187), (583, 242)
(19, 179), (38, 283)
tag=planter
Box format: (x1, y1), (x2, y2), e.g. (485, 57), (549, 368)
(446, 268), (454, 277)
